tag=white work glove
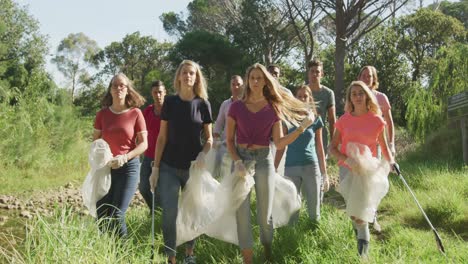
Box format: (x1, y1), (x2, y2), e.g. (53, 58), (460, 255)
(322, 174), (330, 192)
(108, 154), (128, 169)
(149, 166), (159, 192)
(299, 113), (314, 132)
(234, 160), (247, 178)
(193, 152), (206, 169)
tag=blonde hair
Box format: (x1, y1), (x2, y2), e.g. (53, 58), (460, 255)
(358, 65), (379, 90)
(243, 63), (309, 126)
(101, 73), (146, 108)
(173, 60), (208, 100)
(344, 81), (381, 115)
(295, 85), (318, 115)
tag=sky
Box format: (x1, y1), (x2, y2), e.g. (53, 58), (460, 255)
(15, 0), (191, 85)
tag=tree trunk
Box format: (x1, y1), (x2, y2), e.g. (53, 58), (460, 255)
(334, 37), (346, 116)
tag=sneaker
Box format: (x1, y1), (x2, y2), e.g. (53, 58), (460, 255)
(373, 220), (382, 233)
(183, 255), (196, 264)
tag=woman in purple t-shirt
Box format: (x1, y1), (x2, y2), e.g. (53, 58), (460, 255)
(226, 63), (314, 264)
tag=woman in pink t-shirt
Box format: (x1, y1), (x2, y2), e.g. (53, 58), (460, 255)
(93, 73), (148, 238)
(358, 65), (395, 232)
(226, 63), (314, 264)
(330, 81), (395, 257)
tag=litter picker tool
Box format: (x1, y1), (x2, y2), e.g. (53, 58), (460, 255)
(393, 164), (446, 254)
(150, 190), (155, 262)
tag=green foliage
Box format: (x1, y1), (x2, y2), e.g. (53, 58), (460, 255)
(169, 30), (247, 114)
(92, 32), (173, 97)
(51, 32), (100, 101)
(0, 0), (49, 93)
(0, 75), (89, 170)
(433, 0), (468, 28)
(396, 8), (466, 81)
(160, 11), (187, 37)
(229, 0), (297, 65)
(405, 43), (468, 141)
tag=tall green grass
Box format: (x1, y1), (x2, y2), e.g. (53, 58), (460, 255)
(0, 88), (90, 194)
(2, 194), (466, 263)
(1, 106), (467, 263)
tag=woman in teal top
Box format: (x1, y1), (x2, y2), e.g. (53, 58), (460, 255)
(275, 85), (329, 222)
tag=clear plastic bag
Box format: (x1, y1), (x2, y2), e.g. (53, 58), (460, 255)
(338, 142), (390, 222)
(176, 149), (254, 246)
(272, 173), (302, 228)
(81, 139), (113, 217)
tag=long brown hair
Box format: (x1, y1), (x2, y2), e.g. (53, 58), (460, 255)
(101, 73), (146, 108)
(243, 63), (310, 126)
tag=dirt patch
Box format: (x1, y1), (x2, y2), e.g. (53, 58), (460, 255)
(0, 182), (146, 229)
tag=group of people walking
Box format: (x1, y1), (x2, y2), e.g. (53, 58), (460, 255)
(91, 58), (396, 263)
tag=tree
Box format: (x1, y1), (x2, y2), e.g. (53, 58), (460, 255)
(431, 0), (468, 28)
(229, 0), (298, 65)
(169, 30), (246, 113)
(316, 0), (410, 113)
(160, 0), (242, 38)
(0, 0), (49, 92)
(282, 0), (322, 73)
(92, 32), (173, 94)
(51, 33), (99, 101)
(395, 8), (466, 81)
(405, 43), (468, 141)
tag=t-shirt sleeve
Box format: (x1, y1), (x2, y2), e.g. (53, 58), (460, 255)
(227, 101), (238, 121)
(312, 116), (324, 131)
(201, 99), (213, 124)
(94, 110), (102, 130)
(328, 89), (335, 108)
(134, 109), (147, 133)
(161, 97), (170, 121)
(381, 93), (391, 111)
(335, 115), (344, 133)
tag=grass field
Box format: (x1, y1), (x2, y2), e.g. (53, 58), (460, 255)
(1, 127), (467, 263)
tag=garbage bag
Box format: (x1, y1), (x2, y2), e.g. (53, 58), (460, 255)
(272, 173), (301, 228)
(176, 149), (254, 246)
(81, 139), (112, 217)
(338, 142), (390, 222)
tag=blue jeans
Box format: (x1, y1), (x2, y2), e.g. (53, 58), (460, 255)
(139, 156), (160, 210)
(286, 162), (322, 222)
(96, 158), (139, 238)
(159, 162), (195, 257)
(236, 147), (275, 249)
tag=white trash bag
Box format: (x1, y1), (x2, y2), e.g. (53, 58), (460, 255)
(176, 149), (254, 246)
(81, 139), (112, 217)
(338, 142), (390, 222)
(272, 173), (302, 228)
